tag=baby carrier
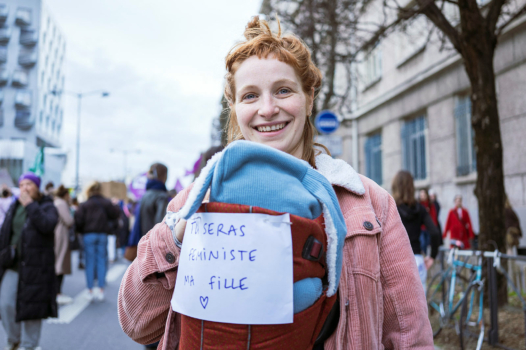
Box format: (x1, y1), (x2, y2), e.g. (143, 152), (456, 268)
(169, 141), (347, 349)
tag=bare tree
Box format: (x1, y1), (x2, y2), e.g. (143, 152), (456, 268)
(376, 0), (525, 303)
(261, 0), (373, 120)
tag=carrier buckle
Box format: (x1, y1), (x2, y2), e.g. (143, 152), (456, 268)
(303, 236), (324, 262)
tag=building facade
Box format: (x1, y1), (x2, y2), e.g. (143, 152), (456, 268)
(0, 0), (66, 186)
(338, 11), (526, 239)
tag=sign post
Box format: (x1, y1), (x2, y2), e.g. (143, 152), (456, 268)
(315, 110), (340, 134)
(314, 111), (342, 156)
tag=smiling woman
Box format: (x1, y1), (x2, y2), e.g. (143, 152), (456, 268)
(118, 16), (435, 350)
(224, 17), (324, 166)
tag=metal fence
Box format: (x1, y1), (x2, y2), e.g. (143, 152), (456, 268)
(436, 248), (526, 350)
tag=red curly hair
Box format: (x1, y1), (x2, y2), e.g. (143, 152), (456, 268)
(224, 16), (325, 167)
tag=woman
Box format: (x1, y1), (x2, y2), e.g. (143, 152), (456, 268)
(54, 185), (74, 305)
(443, 195), (475, 249)
(392, 171), (441, 293)
(118, 17), (434, 349)
(418, 188), (438, 256)
(75, 182), (120, 302)
(0, 172), (58, 350)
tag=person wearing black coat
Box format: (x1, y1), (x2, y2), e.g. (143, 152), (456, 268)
(391, 171), (440, 294)
(74, 181), (120, 302)
(0, 172), (59, 350)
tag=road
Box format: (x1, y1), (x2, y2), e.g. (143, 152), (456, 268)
(0, 251), (144, 350)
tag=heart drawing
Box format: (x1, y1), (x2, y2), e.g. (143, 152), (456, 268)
(200, 296), (209, 309)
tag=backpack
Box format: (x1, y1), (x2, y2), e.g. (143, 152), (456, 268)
(168, 141), (346, 349)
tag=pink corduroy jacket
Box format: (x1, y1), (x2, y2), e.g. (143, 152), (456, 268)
(118, 154), (434, 350)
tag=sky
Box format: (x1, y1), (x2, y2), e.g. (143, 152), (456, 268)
(45, 0), (262, 190)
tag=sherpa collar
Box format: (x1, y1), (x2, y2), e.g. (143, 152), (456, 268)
(315, 153), (365, 196)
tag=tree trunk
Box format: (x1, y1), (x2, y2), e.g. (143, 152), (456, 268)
(464, 47), (508, 304)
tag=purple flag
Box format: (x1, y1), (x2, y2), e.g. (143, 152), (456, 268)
(175, 179), (184, 193)
(184, 154), (203, 176)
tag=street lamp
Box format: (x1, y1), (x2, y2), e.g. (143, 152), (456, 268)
(51, 89), (110, 195)
(110, 148), (141, 181)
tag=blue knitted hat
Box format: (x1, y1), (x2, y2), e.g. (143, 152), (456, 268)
(176, 140), (346, 304)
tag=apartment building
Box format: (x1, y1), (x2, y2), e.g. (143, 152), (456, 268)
(0, 0), (66, 186)
(336, 7), (526, 237)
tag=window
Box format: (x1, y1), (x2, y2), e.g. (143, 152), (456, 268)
(395, 15), (428, 67)
(0, 26), (11, 44)
(455, 95), (476, 176)
(15, 7), (32, 26)
(15, 90), (32, 108)
(365, 132), (383, 185)
(12, 70), (29, 87)
(0, 47), (6, 63)
(0, 4), (8, 23)
(363, 42), (382, 87)
(401, 115), (427, 180)
(18, 49), (38, 67)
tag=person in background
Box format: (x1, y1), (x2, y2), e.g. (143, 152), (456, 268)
(116, 200), (130, 260)
(43, 182), (54, 198)
(74, 181), (120, 302)
(443, 195), (475, 249)
(505, 195), (522, 250)
(392, 171), (440, 292)
(429, 189), (442, 234)
(70, 197), (84, 269)
(419, 188), (438, 256)
(0, 172), (58, 350)
(54, 185), (74, 305)
(0, 185), (13, 229)
(136, 163), (170, 349)
(139, 163), (170, 239)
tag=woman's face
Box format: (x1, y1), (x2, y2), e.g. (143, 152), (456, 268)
(419, 190), (428, 202)
(19, 179), (39, 200)
(233, 55), (313, 159)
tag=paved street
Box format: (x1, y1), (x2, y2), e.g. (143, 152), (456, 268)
(0, 252), (143, 350)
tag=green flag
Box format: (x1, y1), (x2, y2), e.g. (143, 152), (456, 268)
(29, 147), (45, 176)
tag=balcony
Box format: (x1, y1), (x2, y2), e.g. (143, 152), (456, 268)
(0, 5), (8, 25)
(15, 8), (32, 27)
(15, 90), (32, 108)
(0, 27), (11, 44)
(12, 70), (28, 87)
(14, 109), (34, 130)
(18, 50), (37, 67)
(0, 69), (7, 85)
(20, 29), (38, 46)
(0, 47), (6, 64)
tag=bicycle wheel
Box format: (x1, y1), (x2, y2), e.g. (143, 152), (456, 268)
(458, 282), (485, 350)
(426, 271), (448, 337)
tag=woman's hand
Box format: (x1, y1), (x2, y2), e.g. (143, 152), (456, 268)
(424, 256), (434, 270)
(175, 219), (187, 243)
(18, 191), (33, 207)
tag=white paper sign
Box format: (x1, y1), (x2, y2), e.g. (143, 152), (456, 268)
(171, 212), (293, 325)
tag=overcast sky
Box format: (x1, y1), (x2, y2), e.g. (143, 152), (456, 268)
(45, 0), (262, 189)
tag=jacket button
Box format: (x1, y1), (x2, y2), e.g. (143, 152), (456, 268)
(363, 221), (374, 231)
(165, 252), (175, 264)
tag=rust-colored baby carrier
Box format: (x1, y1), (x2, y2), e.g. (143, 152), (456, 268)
(167, 141), (347, 349)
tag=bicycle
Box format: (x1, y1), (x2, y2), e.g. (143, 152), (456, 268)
(426, 245), (484, 342)
(458, 249), (526, 350)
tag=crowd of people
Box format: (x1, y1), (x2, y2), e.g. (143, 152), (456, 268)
(0, 160), (175, 350)
(0, 18), (523, 350)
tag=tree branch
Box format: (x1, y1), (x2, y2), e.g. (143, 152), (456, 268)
(415, 0), (462, 51)
(496, 3), (526, 36)
(487, 0), (506, 34)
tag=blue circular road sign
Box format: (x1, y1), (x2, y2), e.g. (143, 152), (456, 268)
(315, 110), (340, 134)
